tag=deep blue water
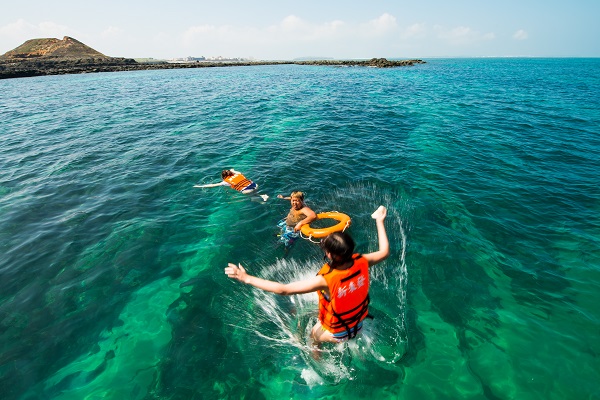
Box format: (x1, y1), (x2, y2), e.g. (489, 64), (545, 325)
(1, 58), (599, 399)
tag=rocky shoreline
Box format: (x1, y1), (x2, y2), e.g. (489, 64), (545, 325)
(0, 57), (426, 80)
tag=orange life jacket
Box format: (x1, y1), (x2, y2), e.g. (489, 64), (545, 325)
(317, 254), (370, 338)
(224, 173), (253, 192)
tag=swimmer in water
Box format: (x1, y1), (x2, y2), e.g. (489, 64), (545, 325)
(195, 169), (268, 201)
(276, 191), (317, 248)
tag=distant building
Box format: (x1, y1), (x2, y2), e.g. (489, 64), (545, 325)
(168, 55), (253, 63)
(169, 56), (206, 63)
(205, 56), (248, 62)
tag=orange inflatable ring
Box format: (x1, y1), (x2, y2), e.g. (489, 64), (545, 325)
(300, 212), (351, 239)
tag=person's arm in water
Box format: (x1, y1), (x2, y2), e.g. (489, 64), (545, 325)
(194, 181), (230, 188)
(363, 206), (390, 266)
(225, 263), (328, 295)
(294, 206), (317, 232)
(277, 194), (291, 200)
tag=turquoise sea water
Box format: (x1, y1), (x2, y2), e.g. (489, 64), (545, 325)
(1, 58), (599, 399)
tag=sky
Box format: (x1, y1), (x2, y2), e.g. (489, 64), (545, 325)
(1, 0), (599, 60)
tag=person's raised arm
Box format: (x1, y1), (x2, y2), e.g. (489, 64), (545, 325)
(363, 206), (390, 266)
(225, 263), (327, 295)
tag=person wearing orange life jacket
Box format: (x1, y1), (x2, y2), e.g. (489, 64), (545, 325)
(195, 169), (268, 200)
(225, 206), (389, 344)
(316, 250), (370, 341)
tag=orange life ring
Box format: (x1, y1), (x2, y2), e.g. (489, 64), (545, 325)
(300, 212), (351, 239)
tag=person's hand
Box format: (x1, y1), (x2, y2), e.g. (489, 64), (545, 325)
(277, 194), (283, 199)
(225, 263), (247, 283)
(294, 222), (303, 232)
(371, 206), (387, 221)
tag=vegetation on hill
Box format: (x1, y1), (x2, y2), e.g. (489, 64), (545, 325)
(0, 36), (108, 60)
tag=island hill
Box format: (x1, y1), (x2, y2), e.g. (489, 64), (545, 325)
(0, 36), (425, 79)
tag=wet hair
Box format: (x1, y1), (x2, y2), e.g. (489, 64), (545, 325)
(221, 170), (233, 179)
(321, 231), (355, 266)
(290, 191), (304, 201)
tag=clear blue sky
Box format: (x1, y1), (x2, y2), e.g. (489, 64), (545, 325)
(2, 0), (599, 60)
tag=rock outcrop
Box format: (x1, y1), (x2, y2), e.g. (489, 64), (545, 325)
(0, 36), (139, 78)
(295, 58), (426, 68)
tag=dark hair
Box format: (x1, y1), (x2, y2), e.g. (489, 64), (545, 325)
(321, 231), (355, 264)
(221, 170), (233, 179)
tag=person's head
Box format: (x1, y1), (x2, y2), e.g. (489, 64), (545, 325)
(290, 191), (305, 209)
(221, 169), (234, 179)
(321, 231), (355, 268)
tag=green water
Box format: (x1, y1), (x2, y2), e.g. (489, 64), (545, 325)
(0, 58), (599, 399)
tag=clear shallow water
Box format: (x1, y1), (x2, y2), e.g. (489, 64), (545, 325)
(1, 58), (599, 399)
